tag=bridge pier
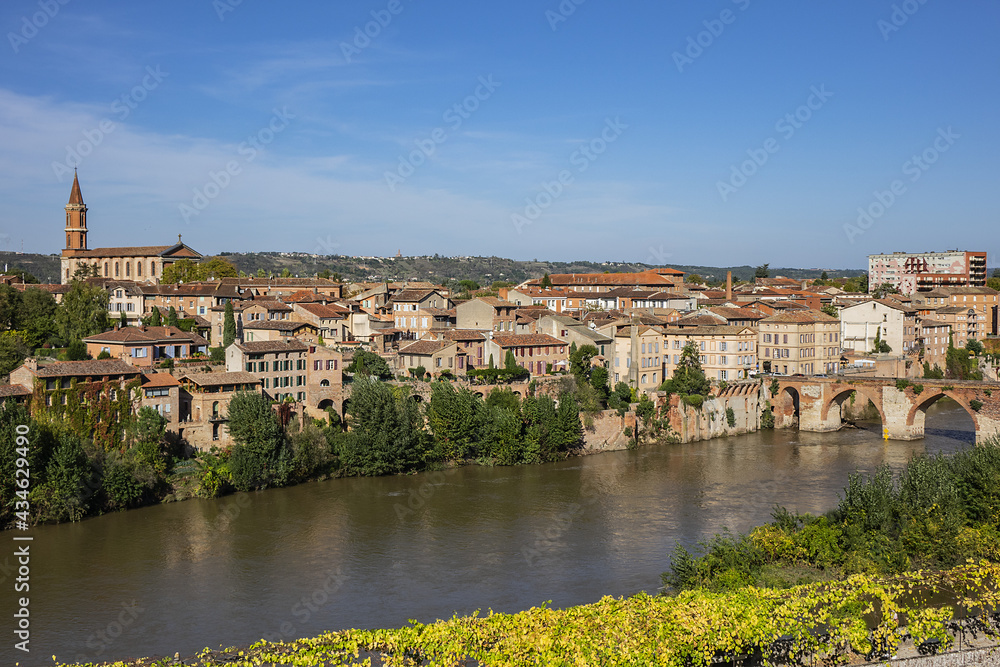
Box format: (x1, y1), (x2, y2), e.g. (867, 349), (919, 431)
(797, 383), (843, 433)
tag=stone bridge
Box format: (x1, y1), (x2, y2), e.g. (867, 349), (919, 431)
(773, 377), (1000, 443)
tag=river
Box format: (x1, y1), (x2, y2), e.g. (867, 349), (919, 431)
(3, 400), (978, 666)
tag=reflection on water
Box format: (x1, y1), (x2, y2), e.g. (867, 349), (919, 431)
(7, 400), (977, 666)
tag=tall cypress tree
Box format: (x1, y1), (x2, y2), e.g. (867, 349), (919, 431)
(223, 301), (236, 347)
(166, 306), (179, 327)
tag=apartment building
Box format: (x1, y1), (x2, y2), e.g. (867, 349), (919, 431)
(759, 310), (842, 375)
(662, 326), (758, 382)
(868, 251), (988, 295)
(397, 339), (467, 378)
(83, 326), (210, 367)
(226, 340), (309, 402)
(177, 372), (263, 449)
(911, 286), (999, 337)
(484, 333), (568, 377)
(598, 323), (665, 391)
(455, 297), (518, 333)
(840, 300), (919, 356)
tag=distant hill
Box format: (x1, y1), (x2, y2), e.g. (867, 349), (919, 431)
(217, 253), (866, 286)
(0, 253), (61, 284)
(0, 251), (868, 287)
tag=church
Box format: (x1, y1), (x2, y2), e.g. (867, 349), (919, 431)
(60, 172), (203, 284)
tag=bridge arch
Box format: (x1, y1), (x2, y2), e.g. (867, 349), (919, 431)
(822, 386), (885, 424)
(906, 390), (978, 428)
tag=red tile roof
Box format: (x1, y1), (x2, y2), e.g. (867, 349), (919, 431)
(33, 360), (142, 378)
(141, 372), (180, 388)
(236, 340), (309, 353)
(399, 340), (453, 356)
(491, 334), (565, 347)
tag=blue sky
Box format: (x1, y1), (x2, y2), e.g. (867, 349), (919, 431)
(0, 0), (997, 268)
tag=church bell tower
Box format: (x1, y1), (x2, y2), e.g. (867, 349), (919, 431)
(64, 170), (88, 252)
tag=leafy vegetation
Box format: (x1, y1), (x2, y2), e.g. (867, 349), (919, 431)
(664, 439), (1000, 596)
(51, 560), (1000, 666)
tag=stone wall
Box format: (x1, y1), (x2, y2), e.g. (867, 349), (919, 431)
(658, 382), (764, 444)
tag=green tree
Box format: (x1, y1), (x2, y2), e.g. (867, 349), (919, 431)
(0, 284), (23, 330)
(20, 287), (58, 349)
(33, 432), (93, 523)
(346, 349), (393, 380)
(130, 406), (169, 474)
(661, 342), (710, 397)
(225, 391), (286, 491)
(988, 277), (1000, 292)
(199, 257), (238, 280)
(257, 268), (267, 278)
(590, 366), (610, 403)
(686, 274), (704, 285)
(821, 304), (839, 318)
(485, 387), (521, 413)
(166, 306), (179, 327)
(821, 271), (829, 281)
(923, 362), (945, 379)
(540, 273), (553, 289)
(966, 339), (985, 357)
(160, 259), (199, 284)
(148, 307), (162, 326)
(0, 332), (30, 376)
(872, 328), (892, 354)
(427, 383), (483, 460)
(72, 263), (100, 280)
(457, 279), (480, 293)
(340, 377), (427, 476)
(570, 344), (598, 378)
(281, 268), (292, 278)
(119, 310), (128, 329)
(504, 349), (518, 372)
(755, 264), (770, 279)
(222, 301), (237, 347)
(65, 339), (88, 360)
(872, 282), (900, 299)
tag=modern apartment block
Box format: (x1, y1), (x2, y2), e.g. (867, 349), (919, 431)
(868, 251), (988, 295)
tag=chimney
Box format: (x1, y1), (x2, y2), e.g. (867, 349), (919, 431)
(726, 271), (733, 303)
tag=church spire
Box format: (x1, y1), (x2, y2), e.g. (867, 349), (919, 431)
(68, 168), (85, 206)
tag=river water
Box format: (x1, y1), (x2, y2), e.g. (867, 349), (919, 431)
(4, 400), (978, 666)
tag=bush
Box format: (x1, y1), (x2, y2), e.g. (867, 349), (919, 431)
(970, 400), (983, 412)
(682, 394), (704, 409)
(726, 407), (736, 427)
(209, 346), (226, 364)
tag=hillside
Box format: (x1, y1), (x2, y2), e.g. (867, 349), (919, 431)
(217, 252), (868, 286)
(0, 251), (871, 287)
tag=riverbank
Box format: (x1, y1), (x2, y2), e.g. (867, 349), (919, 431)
(54, 562), (1000, 666)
